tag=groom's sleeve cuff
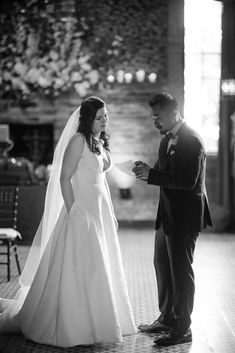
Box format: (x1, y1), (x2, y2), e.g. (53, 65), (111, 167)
(147, 168), (164, 186)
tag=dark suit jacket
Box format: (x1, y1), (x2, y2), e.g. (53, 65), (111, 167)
(147, 123), (213, 236)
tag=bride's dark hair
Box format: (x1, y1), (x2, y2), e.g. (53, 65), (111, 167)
(77, 96), (110, 154)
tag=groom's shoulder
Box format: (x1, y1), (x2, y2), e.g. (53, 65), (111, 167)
(183, 124), (202, 140)
(180, 123), (205, 150)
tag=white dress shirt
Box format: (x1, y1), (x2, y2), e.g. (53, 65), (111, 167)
(167, 120), (184, 152)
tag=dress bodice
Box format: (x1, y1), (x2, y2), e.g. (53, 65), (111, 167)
(72, 136), (112, 188)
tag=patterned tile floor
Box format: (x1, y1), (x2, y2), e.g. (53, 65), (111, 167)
(0, 229), (235, 353)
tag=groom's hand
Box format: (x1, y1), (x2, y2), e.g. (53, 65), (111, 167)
(134, 160), (144, 167)
(132, 161), (151, 181)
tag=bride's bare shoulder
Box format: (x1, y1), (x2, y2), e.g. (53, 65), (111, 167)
(73, 132), (85, 140)
(66, 133), (85, 155)
(70, 132), (85, 144)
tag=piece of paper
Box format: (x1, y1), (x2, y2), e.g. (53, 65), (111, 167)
(115, 160), (136, 176)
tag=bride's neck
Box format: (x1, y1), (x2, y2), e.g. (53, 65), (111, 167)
(93, 133), (101, 140)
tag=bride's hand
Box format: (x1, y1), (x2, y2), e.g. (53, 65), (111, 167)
(67, 202), (75, 215)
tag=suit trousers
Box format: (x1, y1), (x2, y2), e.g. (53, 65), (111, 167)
(154, 225), (198, 333)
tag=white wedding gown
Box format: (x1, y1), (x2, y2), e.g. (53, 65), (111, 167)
(0, 140), (136, 347)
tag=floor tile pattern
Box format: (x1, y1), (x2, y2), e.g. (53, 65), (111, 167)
(0, 229), (235, 353)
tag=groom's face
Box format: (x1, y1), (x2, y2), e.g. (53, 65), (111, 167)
(151, 104), (177, 134)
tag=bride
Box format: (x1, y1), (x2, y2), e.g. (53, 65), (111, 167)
(0, 96), (136, 347)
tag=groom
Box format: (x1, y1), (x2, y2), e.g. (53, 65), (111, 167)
(132, 92), (212, 347)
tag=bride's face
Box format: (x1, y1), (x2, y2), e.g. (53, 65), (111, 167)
(92, 107), (109, 135)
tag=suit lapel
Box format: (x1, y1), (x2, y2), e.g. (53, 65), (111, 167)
(158, 123), (187, 171)
(159, 136), (170, 170)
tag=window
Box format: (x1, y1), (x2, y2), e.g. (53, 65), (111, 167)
(184, 0), (222, 153)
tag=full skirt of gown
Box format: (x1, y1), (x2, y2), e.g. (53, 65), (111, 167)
(0, 141), (136, 347)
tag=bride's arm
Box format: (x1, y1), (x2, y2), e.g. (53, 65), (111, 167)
(60, 133), (84, 213)
(104, 176), (119, 230)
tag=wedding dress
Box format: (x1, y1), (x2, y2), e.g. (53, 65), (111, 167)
(0, 108), (136, 347)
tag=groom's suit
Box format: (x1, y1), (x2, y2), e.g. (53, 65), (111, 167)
(147, 122), (212, 333)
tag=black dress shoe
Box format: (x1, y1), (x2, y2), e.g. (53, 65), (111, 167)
(138, 319), (171, 333)
(153, 328), (192, 346)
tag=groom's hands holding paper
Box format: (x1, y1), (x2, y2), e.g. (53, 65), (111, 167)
(132, 161), (151, 181)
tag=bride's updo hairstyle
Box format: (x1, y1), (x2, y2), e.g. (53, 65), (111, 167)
(77, 96), (110, 154)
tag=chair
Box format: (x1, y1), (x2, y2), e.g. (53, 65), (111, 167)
(0, 186), (22, 281)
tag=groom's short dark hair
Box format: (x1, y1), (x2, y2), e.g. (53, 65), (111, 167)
(149, 91), (178, 111)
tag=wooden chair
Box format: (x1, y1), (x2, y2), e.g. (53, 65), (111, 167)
(0, 186), (22, 281)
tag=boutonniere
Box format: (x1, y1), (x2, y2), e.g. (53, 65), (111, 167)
(170, 150), (176, 155)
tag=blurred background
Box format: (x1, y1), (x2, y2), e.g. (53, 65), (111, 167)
(0, 0), (234, 243)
